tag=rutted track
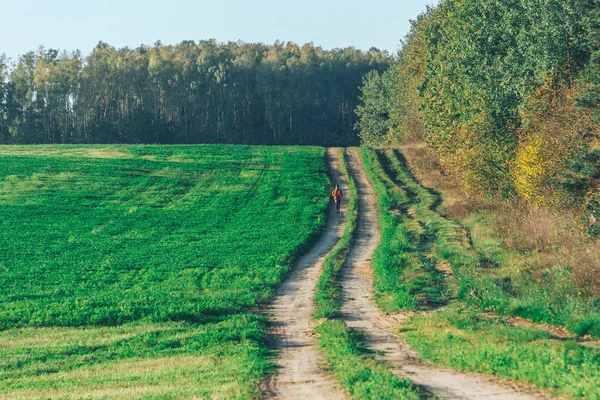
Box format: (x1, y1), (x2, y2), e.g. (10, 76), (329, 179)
(261, 148), (348, 400)
(340, 148), (542, 400)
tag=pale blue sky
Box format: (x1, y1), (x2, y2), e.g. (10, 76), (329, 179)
(1, 0), (439, 61)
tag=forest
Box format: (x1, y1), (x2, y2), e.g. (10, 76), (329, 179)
(0, 41), (389, 146)
(356, 0), (600, 218)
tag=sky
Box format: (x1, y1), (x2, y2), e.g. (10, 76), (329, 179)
(1, 0), (439, 62)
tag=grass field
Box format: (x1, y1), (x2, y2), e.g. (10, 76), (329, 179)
(0, 144), (329, 398)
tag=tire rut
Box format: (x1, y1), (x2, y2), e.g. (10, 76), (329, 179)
(378, 149), (450, 306)
(341, 147), (545, 400)
(261, 148), (348, 400)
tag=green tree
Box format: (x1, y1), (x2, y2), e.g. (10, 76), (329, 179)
(355, 68), (397, 146)
(577, 0), (600, 119)
(0, 54), (9, 143)
(357, 0), (598, 201)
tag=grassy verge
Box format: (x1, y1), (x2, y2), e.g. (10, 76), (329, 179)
(316, 320), (421, 400)
(359, 147), (418, 310)
(397, 143), (600, 338)
(378, 146), (600, 338)
(359, 147), (460, 310)
(314, 148), (424, 399)
(400, 306), (600, 399)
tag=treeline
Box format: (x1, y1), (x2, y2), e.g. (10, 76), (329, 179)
(357, 0), (600, 219)
(0, 41), (389, 146)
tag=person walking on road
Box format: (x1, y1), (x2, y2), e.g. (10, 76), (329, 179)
(332, 185), (343, 213)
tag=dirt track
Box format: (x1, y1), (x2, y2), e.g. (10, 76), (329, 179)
(262, 147), (549, 400)
(341, 148), (543, 400)
(261, 148), (348, 400)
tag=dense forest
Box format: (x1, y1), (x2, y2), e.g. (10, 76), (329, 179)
(0, 41), (389, 146)
(357, 0), (600, 220)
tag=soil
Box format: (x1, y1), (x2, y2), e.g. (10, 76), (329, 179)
(261, 147), (557, 399)
(261, 148), (348, 400)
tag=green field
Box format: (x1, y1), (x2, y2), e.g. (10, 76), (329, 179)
(0, 145), (329, 398)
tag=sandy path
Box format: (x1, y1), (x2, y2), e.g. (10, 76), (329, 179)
(261, 148), (348, 400)
(341, 148), (543, 400)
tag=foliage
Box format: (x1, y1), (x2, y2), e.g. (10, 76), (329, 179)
(392, 10), (432, 143)
(0, 42), (390, 146)
(515, 81), (599, 207)
(577, 0), (600, 120)
(0, 144), (330, 397)
(356, 0), (600, 204)
(355, 69), (398, 146)
(560, 148), (600, 234)
(0, 55), (9, 144)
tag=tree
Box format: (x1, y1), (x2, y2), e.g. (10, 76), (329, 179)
(356, 0), (599, 205)
(355, 68), (397, 146)
(577, 0), (600, 120)
(0, 54), (9, 143)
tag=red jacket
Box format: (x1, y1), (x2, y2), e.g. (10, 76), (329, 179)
(332, 188), (343, 201)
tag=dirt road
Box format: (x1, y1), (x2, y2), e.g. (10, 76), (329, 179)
(340, 148), (542, 400)
(261, 148), (348, 400)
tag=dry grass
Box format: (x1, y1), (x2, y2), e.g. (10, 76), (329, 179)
(399, 141), (600, 298)
(2, 355), (245, 400)
(0, 324), (172, 350)
(398, 141), (477, 219)
(0, 146), (132, 159)
(496, 201), (571, 251)
(490, 202), (600, 297)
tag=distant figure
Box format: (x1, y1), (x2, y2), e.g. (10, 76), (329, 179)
(332, 185), (343, 213)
